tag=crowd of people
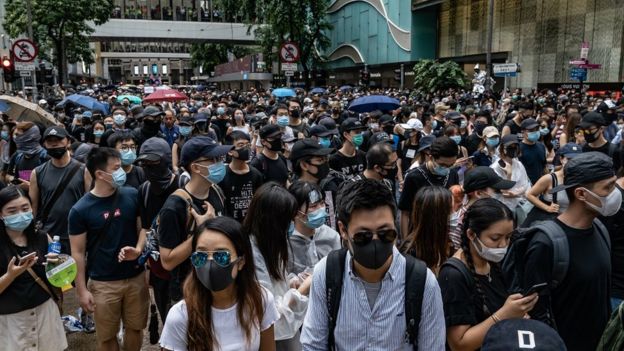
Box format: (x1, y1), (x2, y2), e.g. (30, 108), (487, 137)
(1, 84), (624, 351)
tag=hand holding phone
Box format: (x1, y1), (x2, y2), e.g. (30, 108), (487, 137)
(18, 251), (37, 265)
(523, 282), (548, 296)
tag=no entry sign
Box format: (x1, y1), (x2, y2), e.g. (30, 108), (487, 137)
(12, 39), (38, 63)
(280, 42), (300, 63)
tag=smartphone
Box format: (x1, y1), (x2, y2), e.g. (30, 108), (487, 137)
(10, 178), (22, 185)
(524, 282), (548, 296)
(18, 251), (37, 264)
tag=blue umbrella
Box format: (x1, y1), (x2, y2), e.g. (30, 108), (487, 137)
(310, 87), (326, 94)
(58, 94), (109, 114)
(339, 85), (352, 92)
(348, 95), (401, 113)
(271, 88), (296, 98)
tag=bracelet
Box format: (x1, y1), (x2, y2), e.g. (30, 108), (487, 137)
(491, 313), (501, 323)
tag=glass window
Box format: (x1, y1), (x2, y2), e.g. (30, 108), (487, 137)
(143, 65), (148, 75)
(152, 64), (158, 75)
(134, 65), (139, 75)
(162, 64), (168, 75)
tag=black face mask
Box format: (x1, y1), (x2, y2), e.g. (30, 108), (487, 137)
(584, 129), (600, 143)
(349, 238), (394, 270)
(46, 146), (67, 159)
(290, 109), (300, 119)
(233, 147), (250, 160)
(310, 162), (330, 180)
(382, 166), (398, 181)
(143, 161), (173, 194)
(474, 122), (486, 136)
(143, 119), (161, 134)
(383, 125), (395, 135)
(195, 259), (237, 292)
(266, 138), (284, 152)
(505, 147), (518, 158)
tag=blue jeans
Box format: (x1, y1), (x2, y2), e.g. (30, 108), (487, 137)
(611, 297), (622, 311)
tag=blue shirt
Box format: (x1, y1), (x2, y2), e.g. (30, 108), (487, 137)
(161, 124), (180, 146)
(300, 247), (446, 351)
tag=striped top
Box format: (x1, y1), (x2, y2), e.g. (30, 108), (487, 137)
(300, 247), (446, 351)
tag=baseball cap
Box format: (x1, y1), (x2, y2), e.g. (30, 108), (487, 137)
(557, 143), (582, 159)
(550, 151), (615, 193)
(82, 111), (93, 119)
(501, 134), (520, 146)
(319, 118), (339, 135)
(482, 319), (566, 351)
(260, 124), (282, 139)
(435, 102), (450, 112)
(180, 136), (233, 167)
(379, 115), (395, 125)
(179, 115), (195, 126)
(399, 118), (423, 131)
(141, 105), (165, 118)
(417, 135), (436, 153)
(136, 137), (172, 163)
(446, 111), (462, 120)
(368, 132), (392, 148)
(310, 124), (333, 137)
(463, 166), (516, 193)
(483, 126), (500, 138)
(520, 118), (539, 130)
(43, 126), (70, 140)
(579, 111), (607, 128)
(289, 139), (333, 161)
(340, 118), (366, 134)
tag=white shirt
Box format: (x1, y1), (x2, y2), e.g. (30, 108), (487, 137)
(159, 287), (279, 351)
(490, 158), (531, 209)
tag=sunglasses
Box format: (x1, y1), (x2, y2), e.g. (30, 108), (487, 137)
(190, 250), (240, 268)
(352, 229), (398, 246)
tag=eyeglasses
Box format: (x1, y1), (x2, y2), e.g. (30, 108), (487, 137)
(352, 229), (398, 246)
(120, 145), (137, 152)
(191, 250), (240, 268)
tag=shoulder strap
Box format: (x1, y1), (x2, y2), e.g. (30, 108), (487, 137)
(404, 255), (427, 349)
(86, 191), (121, 273)
(326, 248), (347, 351)
(441, 257), (474, 291)
(593, 218), (612, 253)
(550, 173), (558, 204)
(608, 143), (618, 158)
(210, 183), (226, 210)
(171, 188), (198, 234)
(38, 162), (82, 226)
(139, 181), (151, 209)
(533, 221), (569, 289)
(27, 267), (59, 301)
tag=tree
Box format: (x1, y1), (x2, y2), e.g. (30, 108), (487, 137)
(241, 0), (333, 87)
(3, 0), (113, 84)
(412, 60), (469, 93)
(190, 43), (252, 75)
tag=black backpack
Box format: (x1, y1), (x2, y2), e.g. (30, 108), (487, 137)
(325, 248), (427, 350)
(502, 219), (611, 295)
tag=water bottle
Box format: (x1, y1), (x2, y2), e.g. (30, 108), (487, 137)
(45, 236), (77, 291)
(48, 235), (61, 255)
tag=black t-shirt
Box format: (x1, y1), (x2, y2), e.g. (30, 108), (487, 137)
(139, 175), (180, 229)
(218, 165), (264, 222)
(250, 153), (289, 186)
(601, 184), (624, 299)
(8, 150), (48, 181)
(0, 231), (51, 314)
(504, 119), (522, 135)
(68, 187), (144, 281)
(125, 165), (146, 189)
(583, 141), (622, 172)
(438, 257), (507, 327)
(290, 121), (310, 138)
(524, 219), (611, 351)
(398, 140), (420, 175)
(329, 150), (367, 177)
(158, 187), (226, 301)
(398, 164), (459, 212)
(519, 142), (546, 185)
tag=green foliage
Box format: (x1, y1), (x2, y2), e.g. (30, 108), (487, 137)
(412, 60), (469, 93)
(190, 43), (252, 74)
(3, 0), (113, 83)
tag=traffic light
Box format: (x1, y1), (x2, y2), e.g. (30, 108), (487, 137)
(394, 69), (401, 81)
(2, 56), (15, 83)
(360, 70), (370, 86)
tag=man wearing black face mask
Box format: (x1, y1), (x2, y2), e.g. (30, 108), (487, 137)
(30, 126), (92, 254)
(250, 124), (289, 186)
(288, 99), (310, 138)
(579, 112), (622, 172)
(134, 137), (180, 321)
(301, 179), (445, 350)
(218, 131), (263, 222)
(353, 142), (397, 191)
(133, 105), (167, 149)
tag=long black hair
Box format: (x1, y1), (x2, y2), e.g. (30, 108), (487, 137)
(460, 197), (513, 315)
(0, 186), (42, 264)
(241, 182), (297, 281)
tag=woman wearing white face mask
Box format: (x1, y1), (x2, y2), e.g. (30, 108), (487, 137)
(439, 198), (538, 351)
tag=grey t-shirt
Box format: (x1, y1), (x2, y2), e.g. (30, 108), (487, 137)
(362, 280), (382, 310)
(35, 159), (86, 241)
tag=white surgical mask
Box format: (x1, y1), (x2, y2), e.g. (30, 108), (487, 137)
(472, 236), (507, 263)
(582, 187), (622, 217)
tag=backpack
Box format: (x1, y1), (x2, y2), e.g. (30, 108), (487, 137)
(502, 219), (611, 295)
(13, 148), (48, 175)
(596, 302), (624, 351)
(325, 248), (427, 350)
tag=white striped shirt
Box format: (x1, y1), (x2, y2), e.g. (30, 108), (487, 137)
(301, 247), (446, 351)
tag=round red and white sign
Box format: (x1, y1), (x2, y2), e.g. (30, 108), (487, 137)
(11, 39), (38, 63)
(280, 42), (300, 63)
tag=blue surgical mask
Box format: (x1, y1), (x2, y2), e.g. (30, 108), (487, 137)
(93, 130), (104, 138)
(200, 161), (226, 184)
(319, 137), (331, 148)
(1, 131), (9, 141)
(277, 116), (289, 127)
(303, 207), (327, 229)
(450, 135), (462, 145)
(539, 127), (550, 136)
(105, 123), (114, 130)
(486, 137), (500, 148)
(433, 163), (450, 176)
(113, 114), (126, 125)
(179, 126), (192, 137)
(288, 221), (295, 237)
(2, 211), (33, 231)
(527, 131), (541, 142)
(106, 168), (127, 187)
(121, 150), (136, 166)
(432, 120), (438, 129)
(217, 107), (225, 115)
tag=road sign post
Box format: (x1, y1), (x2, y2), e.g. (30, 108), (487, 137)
(11, 38), (38, 99)
(280, 42), (300, 88)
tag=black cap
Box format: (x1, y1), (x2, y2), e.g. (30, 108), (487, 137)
(379, 114), (394, 125)
(310, 124), (332, 137)
(340, 118), (366, 134)
(136, 137), (172, 163)
(319, 118), (339, 135)
(289, 139), (333, 161)
(369, 132), (392, 148)
(550, 152), (615, 193)
(179, 115), (195, 126)
(501, 134), (520, 146)
(446, 111), (462, 120)
(141, 105), (165, 119)
(579, 111), (607, 128)
(259, 124), (282, 139)
(557, 143), (582, 158)
(520, 118), (539, 130)
(463, 166), (516, 193)
(417, 135), (436, 153)
(180, 136), (233, 167)
(43, 126), (70, 140)
(482, 319), (566, 351)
